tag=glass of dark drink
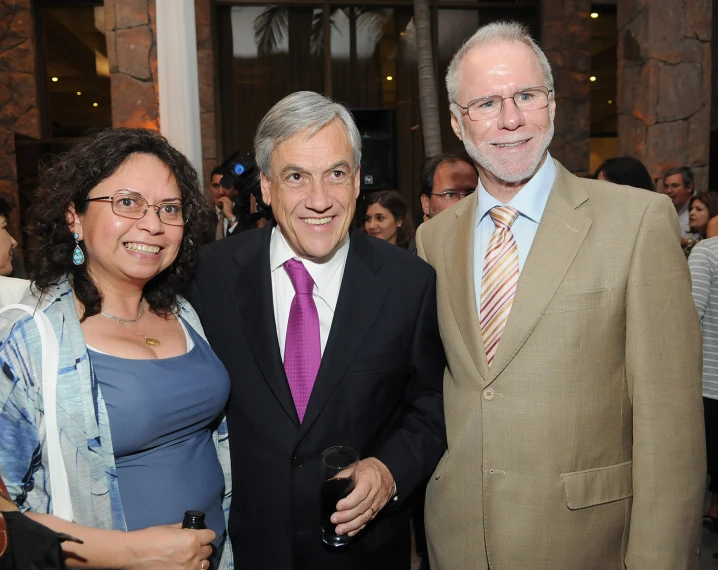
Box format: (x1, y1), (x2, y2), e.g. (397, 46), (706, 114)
(320, 446), (359, 547)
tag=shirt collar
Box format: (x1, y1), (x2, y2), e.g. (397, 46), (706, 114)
(476, 151), (557, 227)
(270, 226), (350, 291)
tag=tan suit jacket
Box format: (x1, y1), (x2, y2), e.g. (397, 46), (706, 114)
(416, 161), (705, 570)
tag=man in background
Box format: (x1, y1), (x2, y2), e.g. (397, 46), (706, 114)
(420, 151), (478, 220)
(661, 165), (699, 243)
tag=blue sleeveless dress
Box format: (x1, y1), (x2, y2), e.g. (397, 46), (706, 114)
(89, 319), (230, 547)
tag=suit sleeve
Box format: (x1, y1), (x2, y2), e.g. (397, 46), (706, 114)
(374, 266), (447, 505)
(624, 195), (705, 570)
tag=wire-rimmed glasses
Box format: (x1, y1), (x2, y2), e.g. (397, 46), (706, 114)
(86, 191), (184, 226)
(454, 86), (553, 121)
(430, 190), (475, 201)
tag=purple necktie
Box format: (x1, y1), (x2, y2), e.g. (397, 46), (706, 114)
(283, 258), (321, 422)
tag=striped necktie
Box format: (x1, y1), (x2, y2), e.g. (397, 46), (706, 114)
(480, 206), (520, 365)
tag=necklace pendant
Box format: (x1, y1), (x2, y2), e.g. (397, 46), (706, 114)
(145, 337), (161, 347)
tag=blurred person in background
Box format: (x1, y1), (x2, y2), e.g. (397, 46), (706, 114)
(364, 190), (415, 250)
(420, 152), (478, 220)
(594, 157), (654, 191)
(0, 197), (18, 277)
(689, 236), (718, 532)
(0, 128), (232, 570)
(208, 166), (240, 240)
(661, 166), (699, 245)
(0, 197), (28, 306)
(682, 192), (718, 257)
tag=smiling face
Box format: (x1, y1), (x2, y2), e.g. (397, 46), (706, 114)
(68, 153), (184, 291)
(260, 120), (360, 260)
(0, 215), (17, 276)
(365, 202), (401, 244)
(451, 40), (555, 188)
(689, 199), (710, 236)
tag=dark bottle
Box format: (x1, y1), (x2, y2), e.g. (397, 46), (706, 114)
(182, 510), (206, 530)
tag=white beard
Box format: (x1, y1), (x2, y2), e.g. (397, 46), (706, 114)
(460, 118), (555, 184)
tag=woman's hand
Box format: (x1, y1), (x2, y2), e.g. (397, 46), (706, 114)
(124, 523), (215, 570)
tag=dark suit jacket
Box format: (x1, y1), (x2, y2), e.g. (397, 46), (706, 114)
(188, 224), (446, 570)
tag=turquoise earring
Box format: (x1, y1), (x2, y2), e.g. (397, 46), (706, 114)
(72, 233), (84, 266)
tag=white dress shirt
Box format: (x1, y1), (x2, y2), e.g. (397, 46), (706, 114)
(474, 153), (557, 311)
(270, 227), (349, 360)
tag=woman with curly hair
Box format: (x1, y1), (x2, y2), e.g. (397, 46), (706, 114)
(364, 190), (414, 249)
(0, 128), (232, 570)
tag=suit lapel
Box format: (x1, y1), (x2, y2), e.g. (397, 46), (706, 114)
(229, 224), (300, 426)
(444, 194), (491, 382)
(488, 162), (592, 381)
(299, 232), (389, 437)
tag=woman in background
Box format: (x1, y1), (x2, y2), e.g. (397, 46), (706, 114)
(0, 128), (231, 569)
(364, 190), (414, 250)
(594, 157), (654, 191)
(684, 192), (718, 256)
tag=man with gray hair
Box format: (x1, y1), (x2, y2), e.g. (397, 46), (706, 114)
(189, 91), (446, 570)
(417, 21), (704, 570)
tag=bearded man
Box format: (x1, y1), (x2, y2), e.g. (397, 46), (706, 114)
(416, 21), (705, 570)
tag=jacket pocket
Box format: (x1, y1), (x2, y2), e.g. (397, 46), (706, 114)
(561, 460), (632, 510)
(545, 288), (611, 314)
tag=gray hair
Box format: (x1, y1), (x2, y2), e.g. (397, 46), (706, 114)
(445, 21), (554, 106)
(254, 91), (362, 178)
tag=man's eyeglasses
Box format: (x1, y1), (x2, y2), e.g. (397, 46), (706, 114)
(86, 192), (184, 226)
(431, 190), (475, 201)
(454, 86), (553, 121)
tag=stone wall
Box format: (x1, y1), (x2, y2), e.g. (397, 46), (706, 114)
(541, 0), (591, 175)
(0, 0), (40, 248)
(105, 0), (159, 130)
(617, 0), (712, 190)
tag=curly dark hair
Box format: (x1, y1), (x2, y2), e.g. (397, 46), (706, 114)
(29, 127), (212, 320)
(364, 190), (415, 250)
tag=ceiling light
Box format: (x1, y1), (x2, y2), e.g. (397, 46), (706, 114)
(608, 99), (613, 104)
(76, 91), (81, 96)
(591, 12), (599, 18)
(590, 76), (597, 82)
(51, 77), (59, 82)
(93, 102), (99, 107)
(386, 76), (393, 81)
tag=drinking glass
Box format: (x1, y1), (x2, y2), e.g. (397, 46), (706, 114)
(320, 446), (359, 547)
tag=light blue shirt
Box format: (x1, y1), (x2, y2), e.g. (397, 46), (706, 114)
(474, 153), (557, 312)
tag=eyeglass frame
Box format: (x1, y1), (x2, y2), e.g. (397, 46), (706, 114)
(85, 192), (185, 226)
(430, 190), (475, 200)
(453, 86), (554, 121)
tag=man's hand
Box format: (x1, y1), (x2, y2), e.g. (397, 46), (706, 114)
(331, 457), (394, 537)
(217, 196), (235, 219)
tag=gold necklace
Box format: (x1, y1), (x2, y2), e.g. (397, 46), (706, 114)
(104, 301), (161, 347)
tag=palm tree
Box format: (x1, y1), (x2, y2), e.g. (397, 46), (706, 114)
(412, 0), (442, 158)
(254, 2), (443, 158)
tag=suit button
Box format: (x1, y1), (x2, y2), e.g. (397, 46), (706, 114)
(292, 455), (304, 468)
(483, 388), (495, 401)
(285, 527), (293, 536)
